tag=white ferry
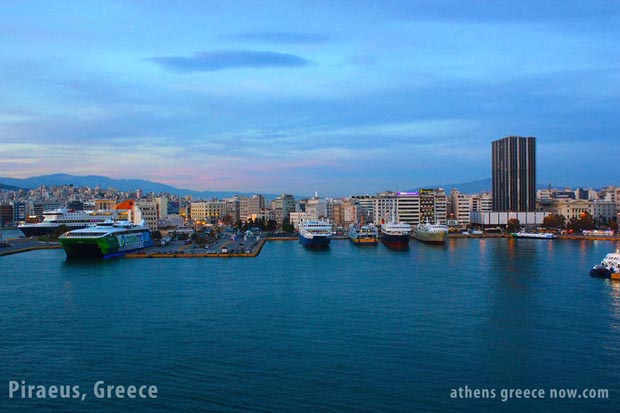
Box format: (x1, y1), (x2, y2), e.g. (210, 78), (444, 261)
(59, 220), (153, 259)
(413, 221), (448, 244)
(18, 208), (119, 237)
(299, 220), (332, 248)
(590, 250), (620, 279)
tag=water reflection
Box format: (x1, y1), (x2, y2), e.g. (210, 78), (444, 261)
(608, 280), (620, 334)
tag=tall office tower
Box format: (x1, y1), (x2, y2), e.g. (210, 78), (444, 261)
(492, 136), (536, 212)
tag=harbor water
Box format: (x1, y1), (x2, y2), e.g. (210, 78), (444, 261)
(1, 238), (619, 412)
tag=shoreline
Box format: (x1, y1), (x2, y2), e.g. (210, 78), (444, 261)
(1, 234), (618, 258)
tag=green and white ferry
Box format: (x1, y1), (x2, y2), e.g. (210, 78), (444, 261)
(59, 220), (153, 259)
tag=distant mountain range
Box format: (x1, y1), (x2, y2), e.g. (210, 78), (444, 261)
(408, 178), (493, 194)
(410, 178), (560, 194)
(0, 174), (279, 199)
(0, 173), (561, 198)
(0, 182), (22, 191)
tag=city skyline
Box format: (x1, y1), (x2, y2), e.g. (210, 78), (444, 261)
(1, 1), (618, 195)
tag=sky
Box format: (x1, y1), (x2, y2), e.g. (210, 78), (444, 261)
(0, 0), (618, 196)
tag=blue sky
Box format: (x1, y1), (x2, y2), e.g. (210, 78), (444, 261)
(0, 0), (618, 196)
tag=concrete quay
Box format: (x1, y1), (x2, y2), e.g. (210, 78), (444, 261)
(126, 235), (266, 258)
(0, 237), (61, 256)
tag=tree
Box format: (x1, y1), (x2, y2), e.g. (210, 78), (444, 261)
(281, 218), (294, 234)
(191, 231), (207, 247)
(222, 214), (234, 226)
(244, 218), (257, 232)
(506, 218), (521, 233)
(258, 217), (267, 230)
(266, 219), (277, 232)
(542, 214), (566, 229)
(568, 212), (595, 232)
(150, 230), (162, 241)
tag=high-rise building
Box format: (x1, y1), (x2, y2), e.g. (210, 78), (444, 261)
(449, 189), (472, 226)
(135, 200), (159, 229)
(350, 195), (374, 223)
(224, 197), (240, 223)
(154, 197), (168, 219)
(492, 136), (536, 211)
(240, 195), (265, 221)
(272, 194), (296, 224)
(373, 192), (397, 225)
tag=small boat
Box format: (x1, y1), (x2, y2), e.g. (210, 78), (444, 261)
(590, 249), (620, 279)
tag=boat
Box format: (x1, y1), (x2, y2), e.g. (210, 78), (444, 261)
(298, 220), (332, 248)
(380, 222), (411, 249)
(59, 220), (153, 259)
(18, 208), (120, 237)
(413, 220), (448, 244)
(590, 249), (620, 279)
(348, 223), (378, 245)
(511, 232), (557, 239)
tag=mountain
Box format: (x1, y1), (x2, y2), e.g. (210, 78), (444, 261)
(407, 178), (492, 194)
(0, 183), (22, 191)
(0, 174), (279, 199)
(408, 178), (562, 194)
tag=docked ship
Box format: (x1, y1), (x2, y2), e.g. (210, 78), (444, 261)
(348, 223), (378, 245)
(589, 250), (620, 279)
(511, 232), (557, 239)
(298, 220), (332, 248)
(380, 222), (411, 249)
(413, 221), (448, 244)
(59, 220), (153, 259)
(18, 209), (118, 237)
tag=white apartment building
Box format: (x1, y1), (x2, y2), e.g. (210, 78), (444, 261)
(450, 189), (472, 226)
(135, 201), (159, 230)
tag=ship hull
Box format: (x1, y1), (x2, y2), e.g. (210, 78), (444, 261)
(20, 224), (91, 237)
(349, 236), (377, 245)
(511, 232), (557, 239)
(60, 231), (152, 259)
(299, 234), (331, 248)
(413, 231), (447, 244)
(19, 227), (56, 237)
(381, 233), (410, 250)
(590, 266), (620, 279)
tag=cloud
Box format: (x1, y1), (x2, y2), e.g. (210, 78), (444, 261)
(148, 50), (312, 72)
(220, 31), (329, 44)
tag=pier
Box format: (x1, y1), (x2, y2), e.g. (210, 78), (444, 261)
(0, 238), (61, 256)
(126, 238), (267, 258)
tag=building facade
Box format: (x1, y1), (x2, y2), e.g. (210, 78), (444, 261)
(190, 201), (225, 224)
(272, 194), (296, 224)
(134, 201), (159, 230)
(240, 195), (265, 221)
